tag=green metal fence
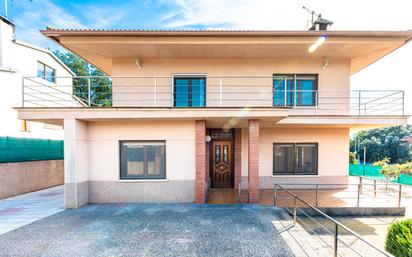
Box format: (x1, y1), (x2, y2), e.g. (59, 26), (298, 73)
(349, 164), (412, 185)
(0, 137), (64, 163)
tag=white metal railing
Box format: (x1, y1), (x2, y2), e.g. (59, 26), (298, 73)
(21, 76), (405, 116)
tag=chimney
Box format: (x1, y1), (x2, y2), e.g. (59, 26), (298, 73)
(309, 15), (333, 31)
(303, 7), (334, 31)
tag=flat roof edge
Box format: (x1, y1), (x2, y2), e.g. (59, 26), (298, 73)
(40, 29), (412, 39)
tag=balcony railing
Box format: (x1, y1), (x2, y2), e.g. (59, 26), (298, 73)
(21, 76), (405, 116)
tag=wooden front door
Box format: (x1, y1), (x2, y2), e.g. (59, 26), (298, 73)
(212, 141), (233, 188)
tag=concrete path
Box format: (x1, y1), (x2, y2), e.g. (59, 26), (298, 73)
(0, 186), (64, 235)
(0, 204), (293, 257)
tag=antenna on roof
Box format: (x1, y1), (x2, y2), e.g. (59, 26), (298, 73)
(302, 6), (333, 31)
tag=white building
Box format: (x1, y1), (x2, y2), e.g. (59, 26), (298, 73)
(0, 15), (74, 139)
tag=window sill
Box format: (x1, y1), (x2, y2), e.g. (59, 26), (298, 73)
(117, 179), (169, 183)
(293, 106), (317, 108)
(271, 175), (320, 178)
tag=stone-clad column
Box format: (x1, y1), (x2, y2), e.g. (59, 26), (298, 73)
(64, 118), (89, 209)
(195, 120), (206, 203)
(248, 119), (260, 203)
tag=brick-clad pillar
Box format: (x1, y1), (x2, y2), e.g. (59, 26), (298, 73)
(205, 142), (210, 183)
(248, 119), (260, 203)
(195, 120), (206, 203)
(234, 128), (242, 189)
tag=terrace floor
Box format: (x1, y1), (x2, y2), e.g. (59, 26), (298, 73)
(0, 204), (294, 257)
(208, 177), (412, 216)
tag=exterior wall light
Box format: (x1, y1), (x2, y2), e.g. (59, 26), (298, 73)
(322, 59), (329, 70)
(135, 58), (142, 69)
(309, 35), (327, 53)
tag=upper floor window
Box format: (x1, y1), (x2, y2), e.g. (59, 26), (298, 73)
(174, 76), (206, 107)
(37, 62), (56, 83)
(273, 74), (317, 107)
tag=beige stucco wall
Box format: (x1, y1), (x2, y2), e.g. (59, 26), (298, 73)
(64, 119), (197, 206)
(87, 120), (196, 181)
(241, 127), (349, 187)
(85, 121), (349, 189)
(63, 118), (351, 205)
(0, 160), (64, 199)
(110, 58), (350, 114)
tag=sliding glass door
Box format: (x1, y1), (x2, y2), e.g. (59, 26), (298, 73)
(174, 77), (206, 107)
(273, 74), (317, 107)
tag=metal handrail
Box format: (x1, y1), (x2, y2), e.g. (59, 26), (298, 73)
(274, 180), (404, 208)
(274, 184), (394, 257)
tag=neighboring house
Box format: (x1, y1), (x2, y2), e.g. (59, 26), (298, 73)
(401, 136), (412, 142)
(0, 15), (74, 139)
(15, 25), (411, 208)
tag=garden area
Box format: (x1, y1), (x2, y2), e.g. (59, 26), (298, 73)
(349, 125), (412, 256)
(349, 162), (412, 185)
(350, 125), (412, 185)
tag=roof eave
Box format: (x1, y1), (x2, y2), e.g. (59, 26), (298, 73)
(40, 29), (412, 39)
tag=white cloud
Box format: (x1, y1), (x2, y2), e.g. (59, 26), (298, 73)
(10, 0), (86, 47)
(78, 6), (127, 28)
(165, 0), (412, 30)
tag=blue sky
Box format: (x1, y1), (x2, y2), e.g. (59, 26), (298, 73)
(2, 0), (412, 118)
(3, 0), (186, 47)
(3, 0), (412, 49)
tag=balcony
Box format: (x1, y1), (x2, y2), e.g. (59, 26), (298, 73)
(21, 76), (405, 116)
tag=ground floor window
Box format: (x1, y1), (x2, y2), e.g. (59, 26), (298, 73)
(120, 141), (166, 179)
(273, 143), (318, 175)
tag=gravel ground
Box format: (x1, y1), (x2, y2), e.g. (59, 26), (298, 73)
(0, 204), (293, 257)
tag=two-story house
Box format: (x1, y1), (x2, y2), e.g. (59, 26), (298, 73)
(0, 15), (74, 139)
(16, 27), (411, 208)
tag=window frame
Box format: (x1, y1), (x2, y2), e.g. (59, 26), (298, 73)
(272, 74), (318, 107)
(37, 61), (56, 83)
(119, 140), (167, 180)
(273, 142), (318, 176)
(173, 75), (206, 107)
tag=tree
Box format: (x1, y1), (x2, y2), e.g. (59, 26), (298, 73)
(54, 51), (112, 106)
(350, 125), (412, 164)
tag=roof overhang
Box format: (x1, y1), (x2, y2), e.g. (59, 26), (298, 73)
(15, 107), (409, 131)
(41, 29), (412, 76)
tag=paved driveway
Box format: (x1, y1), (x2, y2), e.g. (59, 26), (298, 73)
(0, 186), (64, 235)
(0, 204), (293, 257)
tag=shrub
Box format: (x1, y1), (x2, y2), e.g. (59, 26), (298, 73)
(385, 219), (412, 257)
(349, 152), (359, 164)
(381, 165), (401, 181)
(398, 162), (412, 176)
(373, 157), (391, 167)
